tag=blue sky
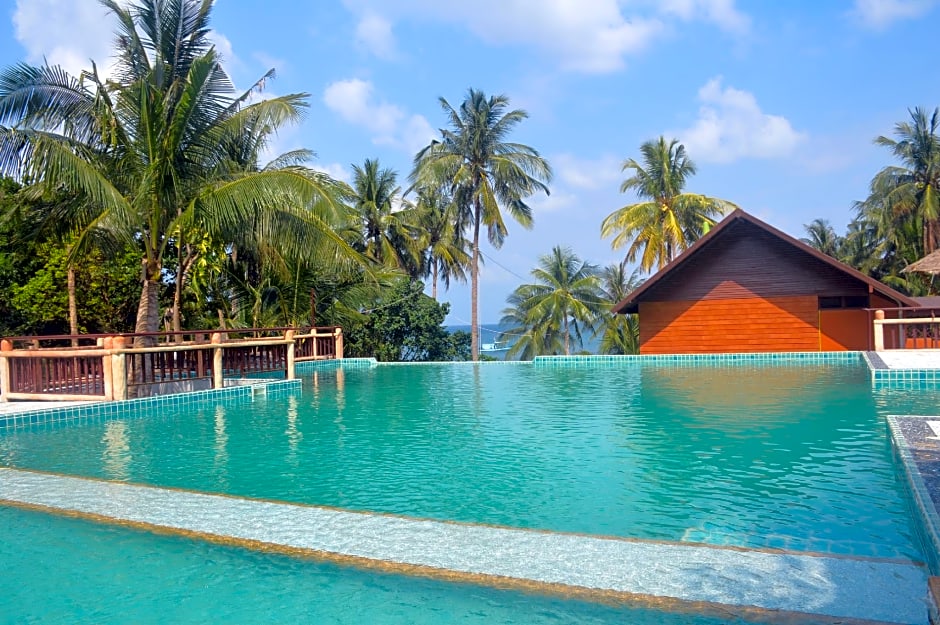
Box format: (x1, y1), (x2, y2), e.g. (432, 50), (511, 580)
(2, 0), (939, 324)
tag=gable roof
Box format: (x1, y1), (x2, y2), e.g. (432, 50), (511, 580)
(612, 209), (918, 314)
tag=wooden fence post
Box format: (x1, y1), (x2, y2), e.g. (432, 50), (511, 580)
(212, 332), (224, 389)
(873, 310), (885, 351)
(334, 328), (344, 360)
(102, 337), (114, 401)
(0, 339), (12, 402)
(111, 336), (127, 401)
(285, 330), (296, 380)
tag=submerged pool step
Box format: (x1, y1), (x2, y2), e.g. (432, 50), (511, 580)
(0, 468), (927, 625)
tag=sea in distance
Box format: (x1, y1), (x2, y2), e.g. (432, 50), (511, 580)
(447, 323), (602, 360)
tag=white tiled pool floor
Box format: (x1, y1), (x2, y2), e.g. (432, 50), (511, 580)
(0, 468), (927, 625)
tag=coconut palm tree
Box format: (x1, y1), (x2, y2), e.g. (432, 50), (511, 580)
(412, 89), (552, 360)
(594, 261), (644, 355)
(801, 218), (844, 258)
(601, 136), (736, 272)
(499, 290), (563, 360)
(501, 246), (603, 358)
(0, 0), (354, 342)
(411, 185), (469, 300)
(351, 158), (417, 270)
(858, 107), (940, 259)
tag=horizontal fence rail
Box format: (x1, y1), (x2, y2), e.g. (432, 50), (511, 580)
(872, 311), (940, 350)
(0, 327), (343, 402)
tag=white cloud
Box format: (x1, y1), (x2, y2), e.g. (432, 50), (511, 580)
(341, 0), (750, 73)
(253, 52), (288, 74)
(323, 78), (436, 153)
(674, 78), (806, 164)
(529, 190), (577, 215)
(355, 13), (398, 59)
(851, 0), (936, 29)
(208, 30), (238, 66)
(13, 0), (117, 75)
(659, 0), (750, 34)
(313, 162), (352, 184)
(554, 154), (622, 190)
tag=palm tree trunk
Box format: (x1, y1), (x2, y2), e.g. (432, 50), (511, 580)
(432, 261), (438, 300)
(172, 271), (182, 335)
(67, 265), (78, 347)
(564, 315), (569, 356)
(471, 200), (482, 361)
(134, 259), (161, 347)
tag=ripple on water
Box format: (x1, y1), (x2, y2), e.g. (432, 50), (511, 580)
(0, 361), (932, 561)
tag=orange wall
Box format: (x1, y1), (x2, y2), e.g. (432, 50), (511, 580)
(639, 296), (820, 354)
(819, 309), (871, 351)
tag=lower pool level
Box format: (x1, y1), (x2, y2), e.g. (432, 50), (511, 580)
(0, 357), (937, 623)
(2, 503), (838, 625)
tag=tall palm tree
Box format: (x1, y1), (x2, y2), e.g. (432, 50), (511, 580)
(411, 185), (469, 299)
(801, 218), (844, 258)
(412, 89), (552, 360)
(601, 136), (736, 272)
(501, 246), (603, 358)
(859, 107), (940, 258)
(595, 261), (644, 355)
(0, 0), (354, 342)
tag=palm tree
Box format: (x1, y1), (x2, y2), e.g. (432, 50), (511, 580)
(412, 89), (552, 360)
(500, 290), (563, 360)
(859, 107), (940, 259)
(801, 218), (844, 258)
(595, 261), (644, 355)
(351, 158), (416, 270)
(411, 185), (469, 299)
(0, 0), (354, 342)
(501, 246), (603, 358)
(601, 136), (736, 272)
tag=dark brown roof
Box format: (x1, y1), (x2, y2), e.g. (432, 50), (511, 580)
(612, 209), (919, 314)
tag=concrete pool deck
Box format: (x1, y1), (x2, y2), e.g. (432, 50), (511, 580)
(868, 350), (940, 370)
(0, 468), (927, 625)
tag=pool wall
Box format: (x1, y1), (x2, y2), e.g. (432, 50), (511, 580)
(0, 379), (300, 431)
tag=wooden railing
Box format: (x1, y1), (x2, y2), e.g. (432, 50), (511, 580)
(0, 326), (343, 402)
(873, 310), (940, 350)
(294, 327), (342, 361)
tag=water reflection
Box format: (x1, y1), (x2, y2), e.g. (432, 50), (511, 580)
(101, 421), (130, 481)
(286, 395), (301, 462)
(214, 405), (228, 470)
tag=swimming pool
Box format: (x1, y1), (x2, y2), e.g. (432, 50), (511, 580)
(0, 357), (934, 622)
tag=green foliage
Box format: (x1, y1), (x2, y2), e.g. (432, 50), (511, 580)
(346, 279), (470, 362)
(601, 136), (737, 272)
(595, 262), (644, 355)
(803, 106), (940, 296)
(501, 246), (604, 359)
(8, 243), (141, 334)
(0, 0), (358, 336)
(412, 88), (552, 359)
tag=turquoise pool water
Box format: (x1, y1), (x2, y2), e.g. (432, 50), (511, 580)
(0, 361), (932, 561)
(5, 505), (794, 625)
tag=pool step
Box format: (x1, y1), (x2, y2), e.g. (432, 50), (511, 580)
(0, 468), (927, 625)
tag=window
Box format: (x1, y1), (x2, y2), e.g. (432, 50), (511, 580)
(818, 295), (869, 309)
